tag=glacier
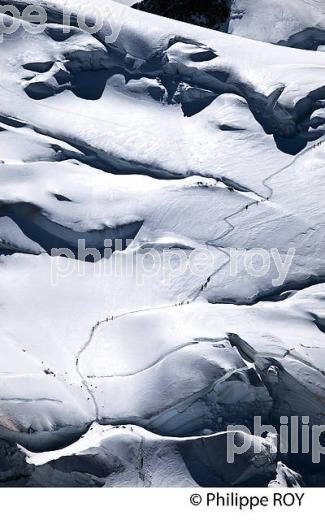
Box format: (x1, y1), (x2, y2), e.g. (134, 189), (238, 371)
(0, 0), (325, 487)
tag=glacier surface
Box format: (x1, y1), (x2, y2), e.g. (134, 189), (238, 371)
(1, 0), (325, 487)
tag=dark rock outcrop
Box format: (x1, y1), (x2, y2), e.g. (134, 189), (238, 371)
(132, 0), (230, 30)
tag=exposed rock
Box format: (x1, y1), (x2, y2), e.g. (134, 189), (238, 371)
(132, 0), (230, 30)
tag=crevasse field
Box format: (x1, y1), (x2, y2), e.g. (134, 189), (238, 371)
(1, 0), (325, 487)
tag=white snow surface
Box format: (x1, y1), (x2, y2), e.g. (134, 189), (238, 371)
(229, 0), (325, 49)
(0, 0), (325, 486)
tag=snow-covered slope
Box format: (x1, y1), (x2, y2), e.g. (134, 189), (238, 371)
(1, 0), (325, 486)
(2, 1), (325, 305)
(0, 424), (278, 487)
(131, 0), (325, 50)
(228, 0), (325, 50)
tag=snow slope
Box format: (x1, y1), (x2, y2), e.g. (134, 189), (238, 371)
(228, 0), (325, 49)
(132, 0), (325, 50)
(0, 0), (325, 486)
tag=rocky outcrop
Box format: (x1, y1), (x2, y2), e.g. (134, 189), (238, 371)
(132, 0), (230, 30)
